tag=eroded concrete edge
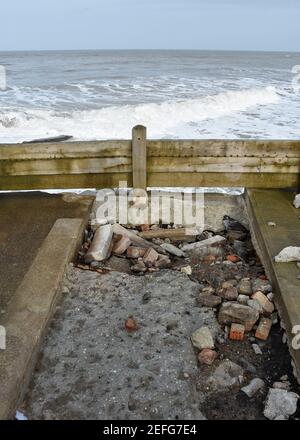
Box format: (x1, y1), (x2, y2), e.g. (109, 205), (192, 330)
(0, 218), (85, 419)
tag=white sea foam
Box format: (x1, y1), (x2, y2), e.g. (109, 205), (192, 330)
(0, 87), (281, 142)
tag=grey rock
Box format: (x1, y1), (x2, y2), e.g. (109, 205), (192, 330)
(264, 389), (299, 420)
(191, 327), (215, 350)
(218, 302), (259, 331)
(252, 278), (272, 294)
(181, 235), (226, 252)
(238, 278), (252, 295)
(161, 243), (185, 257)
(237, 294), (249, 305)
(252, 343), (263, 355)
(208, 360), (244, 389)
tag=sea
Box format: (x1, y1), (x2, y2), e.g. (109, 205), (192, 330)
(0, 50), (300, 143)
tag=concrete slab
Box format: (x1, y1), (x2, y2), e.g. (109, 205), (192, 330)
(245, 189), (300, 380)
(0, 192), (93, 310)
(0, 218), (86, 420)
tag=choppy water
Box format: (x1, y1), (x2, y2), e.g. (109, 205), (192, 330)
(0, 50), (300, 143)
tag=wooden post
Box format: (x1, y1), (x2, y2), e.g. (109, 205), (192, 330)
(132, 125), (147, 189)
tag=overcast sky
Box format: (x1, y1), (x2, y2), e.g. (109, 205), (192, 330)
(1, 0), (300, 52)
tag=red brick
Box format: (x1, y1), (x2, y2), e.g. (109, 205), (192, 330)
(229, 323), (245, 341)
(255, 317), (272, 341)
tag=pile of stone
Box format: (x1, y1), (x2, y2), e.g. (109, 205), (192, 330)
(78, 222), (212, 274)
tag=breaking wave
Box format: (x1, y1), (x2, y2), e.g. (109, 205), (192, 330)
(0, 87), (280, 142)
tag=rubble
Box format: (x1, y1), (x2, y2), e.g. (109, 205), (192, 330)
(85, 224), (113, 263)
(252, 343), (263, 355)
(229, 323), (245, 341)
(112, 235), (131, 255)
(181, 235), (226, 253)
(217, 282), (238, 301)
(241, 378), (265, 398)
(191, 327), (215, 350)
(161, 242), (185, 257)
(181, 265), (192, 275)
(198, 349), (218, 365)
(208, 360), (244, 390)
(255, 317), (272, 341)
(251, 291), (274, 315)
(218, 302), (259, 331)
(263, 389), (299, 420)
(237, 278), (252, 295)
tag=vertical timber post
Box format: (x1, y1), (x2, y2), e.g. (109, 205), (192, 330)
(132, 125), (147, 190)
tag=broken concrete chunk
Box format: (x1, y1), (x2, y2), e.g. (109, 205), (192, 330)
(275, 247), (300, 263)
(264, 389), (299, 420)
(293, 193), (300, 209)
(112, 235), (131, 255)
(181, 235), (226, 253)
(251, 291), (274, 315)
(85, 224), (113, 263)
(255, 317), (272, 341)
(218, 302), (259, 331)
(191, 326), (214, 350)
(241, 378), (265, 398)
(160, 242), (185, 257)
(126, 246), (147, 259)
(208, 360), (244, 390)
(198, 348), (218, 365)
(237, 278), (252, 295)
(143, 248), (159, 266)
(217, 282), (238, 301)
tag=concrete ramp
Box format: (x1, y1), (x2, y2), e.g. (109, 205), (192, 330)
(245, 189), (300, 380)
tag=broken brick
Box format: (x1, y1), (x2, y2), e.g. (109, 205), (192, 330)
(125, 317), (138, 332)
(227, 255), (239, 263)
(112, 235), (131, 255)
(255, 317), (272, 341)
(229, 323), (245, 341)
(251, 291), (274, 315)
(143, 247), (159, 266)
(198, 348), (218, 365)
(127, 246), (147, 259)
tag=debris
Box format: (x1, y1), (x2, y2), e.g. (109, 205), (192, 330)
(208, 360), (244, 389)
(241, 378), (265, 398)
(227, 255), (239, 263)
(237, 294), (249, 305)
(275, 246), (300, 263)
(143, 248), (159, 266)
(217, 282), (238, 301)
(252, 344), (263, 355)
(127, 246), (147, 259)
(113, 224), (165, 254)
(112, 235), (131, 255)
(153, 255), (172, 269)
(161, 242), (185, 257)
(255, 317), (272, 341)
(263, 389), (299, 420)
(198, 292), (222, 308)
(181, 235), (226, 252)
(229, 323), (245, 341)
(125, 317), (138, 332)
(293, 194), (300, 209)
(139, 227), (199, 240)
(181, 265), (192, 275)
(272, 382), (290, 391)
(237, 278), (252, 295)
(191, 327), (214, 350)
(198, 348), (218, 365)
(131, 261), (147, 273)
(85, 224), (113, 263)
(218, 302), (259, 331)
(251, 291), (274, 315)
(223, 215), (248, 234)
(252, 278), (272, 294)
(140, 224), (150, 232)
(267, 221), (276, 227)
(247, 299), (264, 315)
